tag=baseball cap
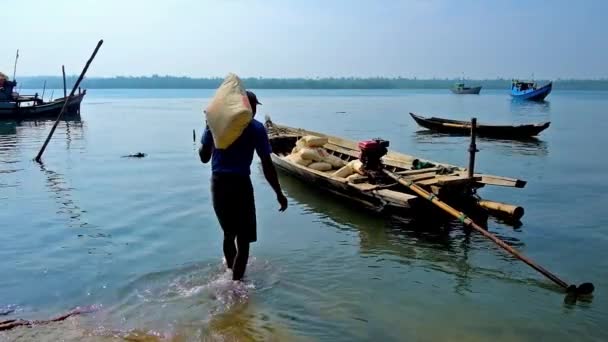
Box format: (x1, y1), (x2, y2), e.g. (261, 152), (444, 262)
(246, 90), (262, 105)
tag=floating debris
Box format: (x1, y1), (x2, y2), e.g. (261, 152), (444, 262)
(121, 152), (147, 158)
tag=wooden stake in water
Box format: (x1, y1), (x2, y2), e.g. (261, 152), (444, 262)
(468, 117), (478, 179)
(62, 65), (67, 98)
(35, 40), (103, 163)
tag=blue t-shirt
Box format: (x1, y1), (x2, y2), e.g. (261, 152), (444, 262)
(202, 119), (272, 175)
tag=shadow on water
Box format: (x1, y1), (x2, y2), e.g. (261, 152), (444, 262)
(413, 130), (549, 157)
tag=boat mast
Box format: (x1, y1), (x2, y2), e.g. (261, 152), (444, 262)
(12, 49), (19, 81)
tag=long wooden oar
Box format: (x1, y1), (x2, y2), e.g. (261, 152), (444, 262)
(34, 39), (103, 163)
(384, 169), (594, 296)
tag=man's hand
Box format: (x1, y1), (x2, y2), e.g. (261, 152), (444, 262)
(277, 192), (288, 212)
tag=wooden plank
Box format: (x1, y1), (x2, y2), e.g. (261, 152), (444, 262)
(349, 183), (377, 191)
(325, 143), (359, 158)
(476, 174), (527, 188)
(401, 172), (440, 183)
(395, 167), (441, 176)
(416, 175), (481, 187)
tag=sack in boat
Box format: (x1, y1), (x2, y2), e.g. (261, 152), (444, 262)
(204, 73), (253, 149)
(324, 154), (346, 168)
(296, 135), (328, 148)
(349, 160), (364, 175)
(333, 159), (365, 178)
(285, 153), (313, 166)
(299, 147), (327, 161)
(332, 164), (353, 178)
(308, 162), (332, 172)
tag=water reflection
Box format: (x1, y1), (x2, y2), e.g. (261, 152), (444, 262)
(509, 98), (551, 116)
(275, 172), (549, 295)
(38, 162), (89, 229)
(0, 121), (17, 135)
(413, 131), (549, 157)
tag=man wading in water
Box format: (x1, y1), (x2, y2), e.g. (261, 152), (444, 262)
(199, 91), (288, 281)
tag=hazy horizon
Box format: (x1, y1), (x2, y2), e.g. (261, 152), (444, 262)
(2, 0), (607, 80)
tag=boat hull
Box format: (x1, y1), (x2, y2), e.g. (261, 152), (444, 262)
(450, 86), (482, 95)
(511, 82), (552, 101)
(409, 113), (550, 139)
(270, 154), (417, 213)
(0, 92), (85, 120)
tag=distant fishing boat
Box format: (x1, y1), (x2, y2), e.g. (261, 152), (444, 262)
(409, 112), (550, 139)
(450, 83), (482, 95)
(511, 80), (552, 101)
(0, 77), (85, 120)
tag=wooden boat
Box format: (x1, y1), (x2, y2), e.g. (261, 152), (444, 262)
(409, 113), (550, 138)
(265, 118), (526, 221)
(450, 83), (482, 95)
(0, 78), (85, 120)
(511, 80), (552, 101)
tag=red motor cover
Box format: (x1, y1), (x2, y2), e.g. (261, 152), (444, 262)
(358, 140), (381, 151)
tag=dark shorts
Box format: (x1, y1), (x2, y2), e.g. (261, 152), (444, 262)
(211, 173), (257, 243)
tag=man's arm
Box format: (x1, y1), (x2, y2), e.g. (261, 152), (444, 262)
(199, 126), (213, 164)
(255, 124), (288, 211)
(260, 155), (288, 211)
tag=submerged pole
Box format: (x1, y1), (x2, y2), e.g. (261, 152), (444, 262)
(468, 117), (478, 179)
(35, 40), (103, 163)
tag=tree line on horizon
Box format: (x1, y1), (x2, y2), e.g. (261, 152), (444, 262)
(13, 75), (608, 90)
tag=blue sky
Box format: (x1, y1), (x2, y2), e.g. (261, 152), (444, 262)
(2, 0), (607, 79)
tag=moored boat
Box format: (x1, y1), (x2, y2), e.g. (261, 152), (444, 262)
(0, 74), (85, 120)
(409, 112), (550, 138)
(265, 118), (526, 221)
(511, 80), (552, 101)
(450, 83), (482, 95)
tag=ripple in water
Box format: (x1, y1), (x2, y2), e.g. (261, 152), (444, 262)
(74, 257), (281, 340)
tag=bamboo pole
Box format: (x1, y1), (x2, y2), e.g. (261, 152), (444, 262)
(62, 65), (67, 98)
(478, 199), (524, 220)
(41, 80), (47, 101)
(383, 169), (594, 296)
(34, 40), (103, 163)
(12, 49), (19, 81)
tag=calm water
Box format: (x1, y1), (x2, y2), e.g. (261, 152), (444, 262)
(1, 89), (608, 341)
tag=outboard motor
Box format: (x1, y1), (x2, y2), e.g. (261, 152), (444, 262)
(358, 138), (390, 182)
